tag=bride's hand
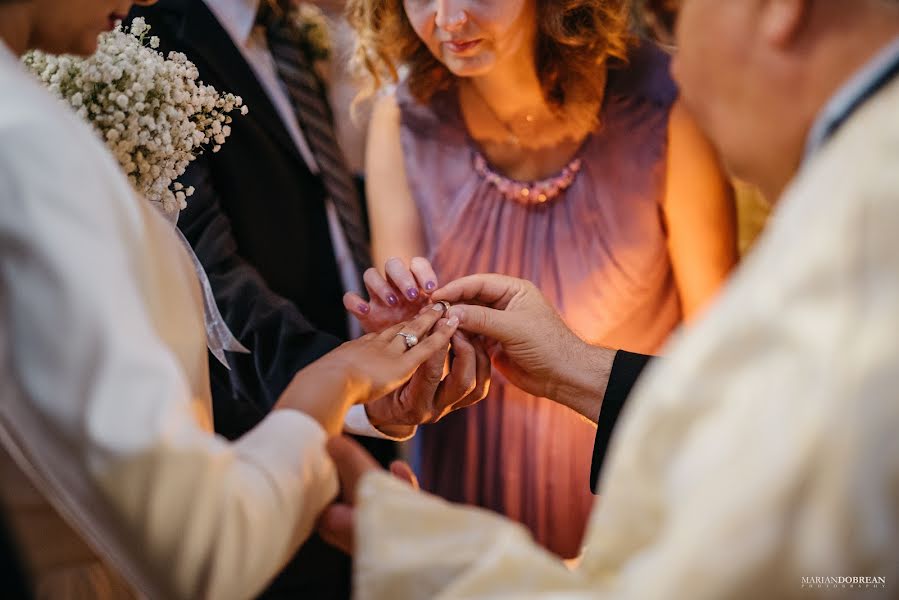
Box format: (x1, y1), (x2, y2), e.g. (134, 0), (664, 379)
(275, 304), (458, 435)
(343, 257), (440, 333)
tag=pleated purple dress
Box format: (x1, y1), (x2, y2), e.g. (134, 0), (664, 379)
(400, 44), (681, 558)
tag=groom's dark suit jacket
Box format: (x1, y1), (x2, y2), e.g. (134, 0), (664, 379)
(129, 2), (385, 598)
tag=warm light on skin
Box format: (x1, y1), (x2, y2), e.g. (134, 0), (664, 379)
(671, 0), (899, 201)
(403, 0), (537, 79)
(402, 0), (547, 128)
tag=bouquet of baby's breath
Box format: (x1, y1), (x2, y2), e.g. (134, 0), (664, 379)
(23, 18), (248, 213)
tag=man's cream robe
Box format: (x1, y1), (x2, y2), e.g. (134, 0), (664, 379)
(353, 78), (899, 599)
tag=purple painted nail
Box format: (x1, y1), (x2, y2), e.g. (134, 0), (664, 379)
(425, 281), (437, 291)
(406, 287), (420, 300)
(387, 294), (399, 306)
(358, 303), (370, 315)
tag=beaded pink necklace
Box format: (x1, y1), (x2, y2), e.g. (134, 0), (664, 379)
(473, 152), (583, 206)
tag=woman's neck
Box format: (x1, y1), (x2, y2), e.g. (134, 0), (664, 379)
(467, 50), (548, 122)
(0, 4), (33, 57)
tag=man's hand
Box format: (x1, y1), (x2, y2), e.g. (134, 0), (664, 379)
(365, 329), (491, 437)
(433, 274), (615, 422)
(317, 436), (418, 555)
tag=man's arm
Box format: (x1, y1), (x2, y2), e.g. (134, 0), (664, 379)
(177, 154), (343, 413)
(431, 274), (655, 491)
(590, 350), (653, 492)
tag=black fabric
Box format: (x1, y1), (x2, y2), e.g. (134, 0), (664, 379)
(128, 3), (389, 598)
(590, 350), (653, 494)
(0, 511), (31, 599)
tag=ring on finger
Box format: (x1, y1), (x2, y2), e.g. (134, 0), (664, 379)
(395, 332), (419, 349)
(435, 300), (451, 314)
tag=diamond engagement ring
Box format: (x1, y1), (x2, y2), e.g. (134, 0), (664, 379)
(396, 332), (419, 349)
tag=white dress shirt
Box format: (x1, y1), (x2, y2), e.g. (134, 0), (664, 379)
(351, 60), (899, 599)
(202, 0), (397, 439)
(0, 41), (338, 599)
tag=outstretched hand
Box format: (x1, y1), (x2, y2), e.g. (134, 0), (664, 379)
(344, 257), (440, 334)
(317, 436), (418, 555)
(277, 304), (458, 435)
(432, 274), (614, 420)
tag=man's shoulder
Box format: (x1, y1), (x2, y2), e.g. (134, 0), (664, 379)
(823, 78), (899, 180)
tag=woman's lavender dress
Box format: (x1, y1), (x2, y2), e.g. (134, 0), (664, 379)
(399, 45), (681, 557)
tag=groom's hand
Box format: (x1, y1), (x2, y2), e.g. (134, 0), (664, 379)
(364, 326), (491, 437)
(433, 274), (615, 422)
(317, 436), (418, 555)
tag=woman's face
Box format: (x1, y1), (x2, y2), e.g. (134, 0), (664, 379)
(403, 0), (537, 78)
(30, 0), (156, 56)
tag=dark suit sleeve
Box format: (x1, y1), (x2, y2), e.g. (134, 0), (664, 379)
(178, 154), (342, 417)
(590, 350), (654, 493)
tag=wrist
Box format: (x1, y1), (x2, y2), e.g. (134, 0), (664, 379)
(547, 342), (614, 423)
(276, 360), (358, 435)
(364, 403), (417, 439)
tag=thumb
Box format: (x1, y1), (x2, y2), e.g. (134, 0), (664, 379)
(389, 461), (420, 490)
(448, 304), (514, 341)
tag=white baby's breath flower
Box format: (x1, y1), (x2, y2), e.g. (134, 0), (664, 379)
(22, 19), (246, 214)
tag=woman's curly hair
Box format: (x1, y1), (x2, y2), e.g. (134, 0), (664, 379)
(347, 0), (632, 129)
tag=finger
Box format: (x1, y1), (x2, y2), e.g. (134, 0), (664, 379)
(437, 333), (477, 411)
(394, 340), (450, 423)
(410, 341), (450, 394)
(382, 303), (447, 351)
(431, 274), (524, 309)
(389, 461), (420, 490)
(400, 316), (459, 370)
(384, 257), (422, 303)
(343, 292), (370, 319)
(364, 267), (399, 307)
(326, 436), (382, 503)
(444, 303), (514, 342)
(317, 504), (354, 555)
(454, 339), (492, 409)
(410, 257), (439, 295)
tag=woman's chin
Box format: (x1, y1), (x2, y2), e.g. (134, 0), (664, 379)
(443, 57), (495, 79)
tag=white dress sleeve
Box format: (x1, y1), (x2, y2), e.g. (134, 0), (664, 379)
(0, 84), (338, 599)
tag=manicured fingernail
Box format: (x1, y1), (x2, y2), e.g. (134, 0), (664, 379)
(425, 281), (437, 291)
(432, 303), (445, 312)
(406, 287), (419, 300)
(447, 316), (459, 327)
(387, 294), (398, 306)
(358, 303), (370, 314)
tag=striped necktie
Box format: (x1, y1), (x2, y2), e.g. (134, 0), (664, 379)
(257, 1), (372, 276)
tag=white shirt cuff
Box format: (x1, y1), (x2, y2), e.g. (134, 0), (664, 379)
(343, 405), (417, 442)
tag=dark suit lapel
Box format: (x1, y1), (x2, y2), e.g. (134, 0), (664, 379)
(157, 0), (305, 168)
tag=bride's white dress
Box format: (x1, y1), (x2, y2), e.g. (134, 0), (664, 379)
(0, 39), (337, 599)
